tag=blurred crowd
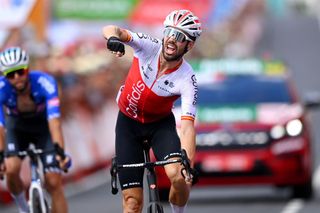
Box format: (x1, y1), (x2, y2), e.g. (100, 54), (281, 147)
(3, 0), (266, 120)
(197, 0), (265, 58)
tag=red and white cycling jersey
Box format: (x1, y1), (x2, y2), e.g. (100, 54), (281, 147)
(116, 31), (198, 123)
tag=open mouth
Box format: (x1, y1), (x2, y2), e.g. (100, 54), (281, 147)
(14, 81), (26, 89)
(165, 43), (177, 55)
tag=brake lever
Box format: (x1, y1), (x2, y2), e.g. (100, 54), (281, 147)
(110, 157), (118, 195)
(180, 149), (192, 180)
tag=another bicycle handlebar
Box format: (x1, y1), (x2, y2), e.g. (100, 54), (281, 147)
(16, 144), (69, 173)
(17, 147), (47, 158)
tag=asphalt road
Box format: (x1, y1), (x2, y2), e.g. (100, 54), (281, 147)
(2, 13), (320, 213)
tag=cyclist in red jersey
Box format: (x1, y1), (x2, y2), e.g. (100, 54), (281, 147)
(102, 9), (201, 213)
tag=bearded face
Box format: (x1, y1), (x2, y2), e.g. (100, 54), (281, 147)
(161, 27), (195, 62)
(5, 68), (30, 93)
(161, 38), (189, 62)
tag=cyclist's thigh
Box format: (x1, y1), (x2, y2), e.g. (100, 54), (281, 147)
(164, 158), (184, 180)
(44, 172), (63, 192)
(5, 156), (23, 174)
(116, 111), (145, 190)
(5, 117), (30, 156)
(150, 113), (181, 161)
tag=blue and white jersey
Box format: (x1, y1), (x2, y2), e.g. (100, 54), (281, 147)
(0, 71), (60, 126)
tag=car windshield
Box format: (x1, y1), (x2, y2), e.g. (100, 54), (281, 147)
(197, 75), (292, 105)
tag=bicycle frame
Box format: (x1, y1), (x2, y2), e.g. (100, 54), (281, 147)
(29, 150), (48, 213)
(18, 144), (49, 213)
(110, 141), (191, 213)
(143, 143), (174, 213)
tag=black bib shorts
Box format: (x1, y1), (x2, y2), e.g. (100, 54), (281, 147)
(4, 112), (61, 173)
(115, 111), (181, 190)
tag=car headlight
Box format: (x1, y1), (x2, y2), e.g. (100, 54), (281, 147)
(270, 125), (285, 139)
(286, 119), (303, 136)
(270, 119), (303, 139)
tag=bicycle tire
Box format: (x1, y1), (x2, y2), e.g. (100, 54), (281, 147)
(45, 199), (50, 212)
(147, 203), (163, 213)
(31, 188), (43, 213)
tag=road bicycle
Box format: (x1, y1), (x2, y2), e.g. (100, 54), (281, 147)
(16, 143), (67, 213)
(110, 140), (192, 213)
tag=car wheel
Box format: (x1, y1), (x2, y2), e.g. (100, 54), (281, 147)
(291, 180), (313, 200)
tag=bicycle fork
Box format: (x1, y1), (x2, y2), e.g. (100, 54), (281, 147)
(29, 155), (48, 213)
(144, 148), (164, 213)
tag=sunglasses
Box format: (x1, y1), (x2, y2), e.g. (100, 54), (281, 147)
(5, 68), (27, 79)
(163, 27), (193, 43)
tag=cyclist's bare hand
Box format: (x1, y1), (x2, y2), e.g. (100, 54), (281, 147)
(56, 155), (72, 172)
(181, 168), (193, 185)
(54, 143), (72, 172)
(106, 36), (125, 57)
(181, 167), (199, 186)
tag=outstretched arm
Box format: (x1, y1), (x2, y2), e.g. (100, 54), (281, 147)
(102, 25), (130, 42)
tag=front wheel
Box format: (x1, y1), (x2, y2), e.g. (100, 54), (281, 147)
(147, 202), (164, 213)
(30, 188), (48, 213)
(31, 188), (42, 213)
(291, 180), (314, 200)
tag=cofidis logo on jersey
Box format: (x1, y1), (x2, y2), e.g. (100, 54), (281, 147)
(126, 80), (146, 118)
(191, 75), (198, 105)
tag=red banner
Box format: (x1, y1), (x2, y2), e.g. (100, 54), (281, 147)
(129, 0), (213, 26)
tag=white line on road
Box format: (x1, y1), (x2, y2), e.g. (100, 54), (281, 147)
(280, 164), (320, 213)
(280, 199), (304, 213)
(312, 164), (320, 191)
